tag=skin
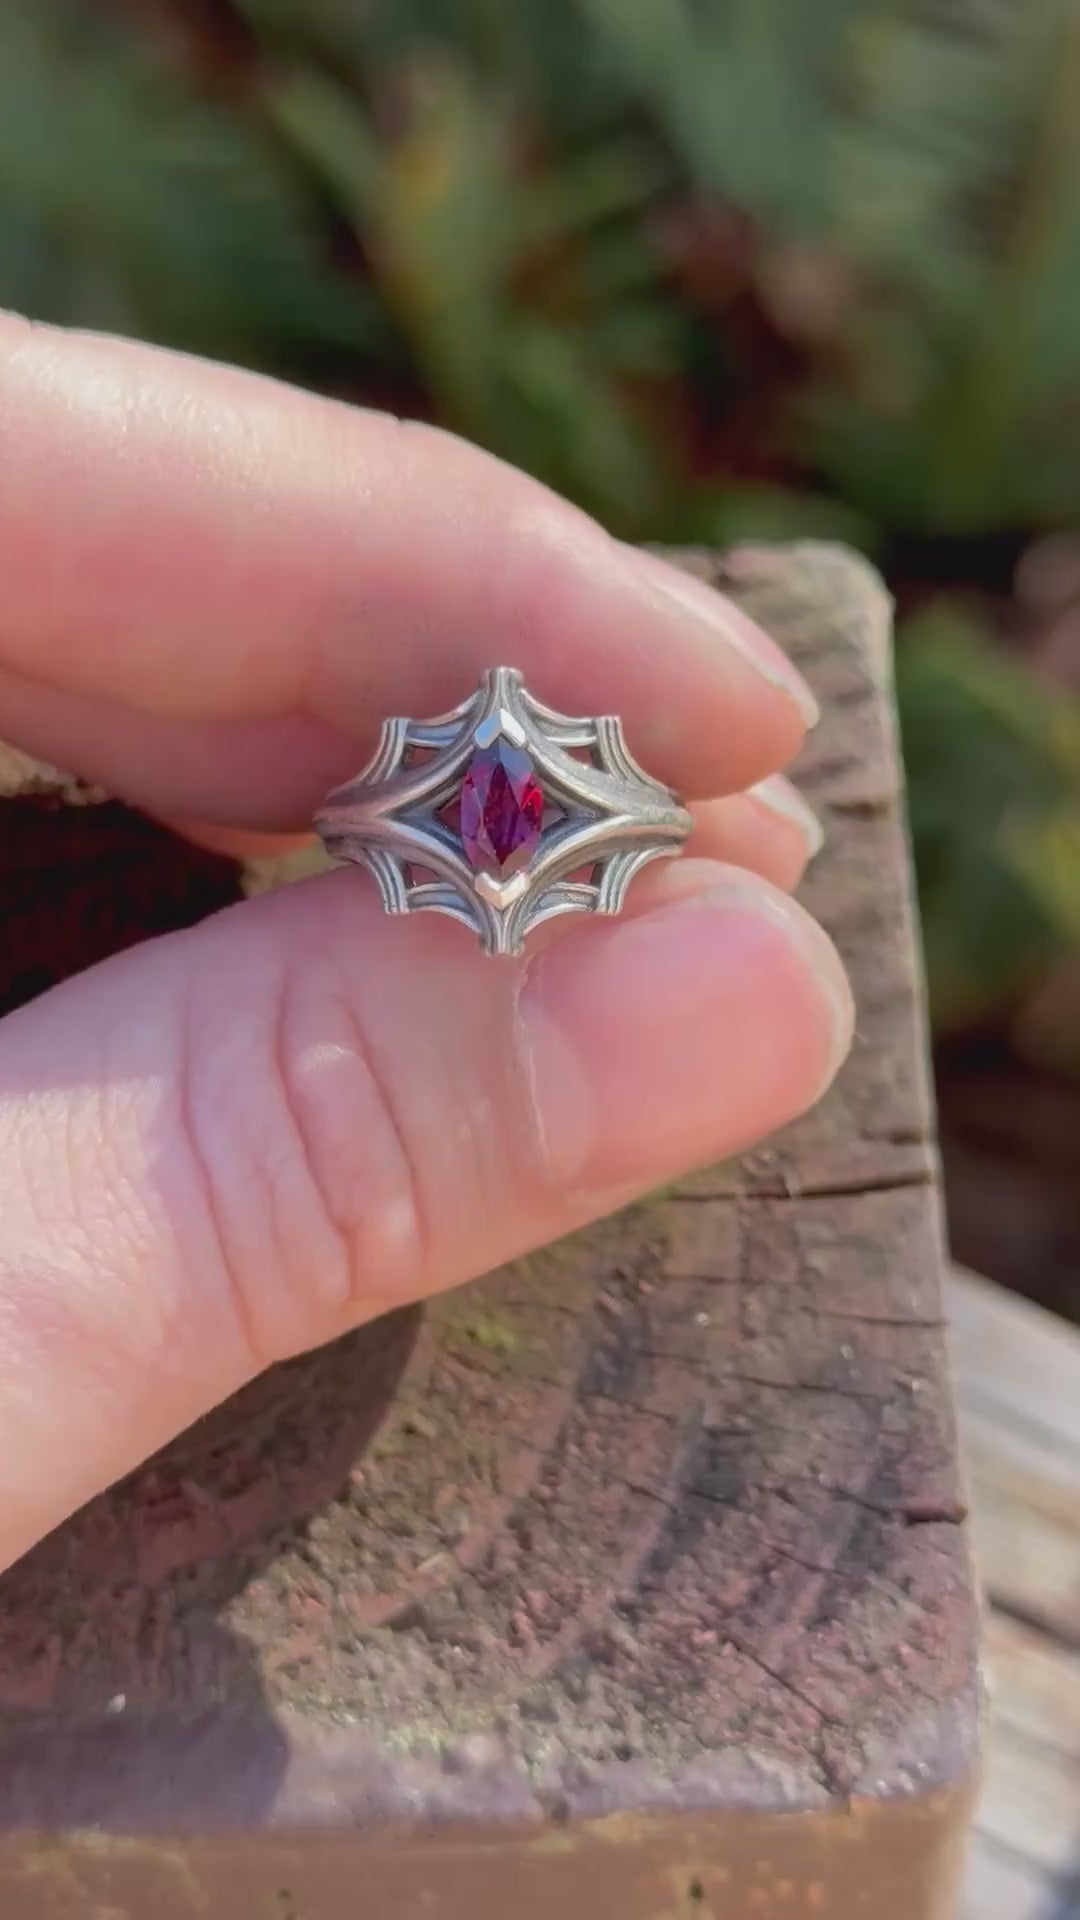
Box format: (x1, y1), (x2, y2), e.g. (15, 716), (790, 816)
(0, 314), (853, 1573)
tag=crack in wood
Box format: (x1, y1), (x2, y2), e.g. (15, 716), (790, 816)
(754, 1536), (934, 1616)
(742, 1171), (935, 1200)
(803, 1311), (947, 1330)
(668, 1167), (934, 1203)
(796, 749), (865, 787)
(821, 1483), (970, 1527)
(827, 795), (895, 818)
(721, 1635), (839, 1731)
(579, 1391), (683, 1426)
(721, 1374), (888, 1404)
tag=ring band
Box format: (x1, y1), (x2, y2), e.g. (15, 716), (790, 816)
(315, 667), (691, 956)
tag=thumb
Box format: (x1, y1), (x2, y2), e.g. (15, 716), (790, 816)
(0, 860), (851, 1569)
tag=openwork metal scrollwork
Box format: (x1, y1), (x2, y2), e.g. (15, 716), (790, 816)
(316, 667), (691, 956)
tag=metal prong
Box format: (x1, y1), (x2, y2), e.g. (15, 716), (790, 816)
(474, 708), (526, 749)
(473, 869), (530, 909)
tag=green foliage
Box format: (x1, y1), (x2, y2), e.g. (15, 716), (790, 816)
(803, 0), (1080, 532)
(898, 605), (1080, 1026)
(12, 0), (1080, 534)
(263, 58), (676, 522)
(0, 4), (379, 374)
(580, 0), (1080, 533)
(574, 0), (860, 229)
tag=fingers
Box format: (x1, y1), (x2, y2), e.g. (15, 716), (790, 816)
(0, 860), (851, 1569)
(691, 777), (823, 890)
(0, 662), (361, 833)
(0, 317), (816, 822)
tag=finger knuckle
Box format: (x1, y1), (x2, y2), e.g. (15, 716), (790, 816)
(183, 934), (426, 1370)
(278, 952), (429, 1318)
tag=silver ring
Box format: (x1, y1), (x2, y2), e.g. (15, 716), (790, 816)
(315, 667), (691, 956)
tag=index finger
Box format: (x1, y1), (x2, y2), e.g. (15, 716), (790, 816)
(0, 316), (816, 816)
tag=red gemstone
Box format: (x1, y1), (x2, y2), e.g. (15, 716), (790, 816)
(461, 740), (543, 876)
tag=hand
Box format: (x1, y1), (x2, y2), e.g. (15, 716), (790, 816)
(0, 315), (852, 1572)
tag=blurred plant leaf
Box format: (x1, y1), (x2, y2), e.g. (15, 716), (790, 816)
(576, 0), (858, 231)
(499, 317), (665, 522)
(518, 143), (667, 254)
(807, 1), (1080, 531)
(578, 0), (1080, 532)
(265, 55), (674, 524)
(897, 603), (1080, 1029)
(1008, 811), (1080, 947)
(266, 60), (510, 428)
(0, 4), (379, 374)
(238, 0), (624, 145)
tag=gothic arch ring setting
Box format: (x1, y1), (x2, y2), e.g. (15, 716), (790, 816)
(315, 667), (692, 956)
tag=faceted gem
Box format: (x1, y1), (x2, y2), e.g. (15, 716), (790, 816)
(460, 739), (543, 876)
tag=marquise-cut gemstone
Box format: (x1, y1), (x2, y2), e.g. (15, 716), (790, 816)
(460, 740), (543, 876)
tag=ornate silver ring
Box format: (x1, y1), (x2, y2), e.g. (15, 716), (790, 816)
(315, 667), (691, 956)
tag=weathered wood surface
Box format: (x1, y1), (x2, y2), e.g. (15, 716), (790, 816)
(949, 1268), (1080, 1920)
(0, 543), (980, 1918)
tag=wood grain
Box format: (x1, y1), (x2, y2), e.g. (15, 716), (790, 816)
(0, 544), (981, 1918)
(950, 1267), (1080, 1920)
(950, 1267), (1080, 1650)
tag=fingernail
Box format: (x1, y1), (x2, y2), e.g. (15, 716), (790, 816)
(763, 888), (853, 1083)
(674, 877), (852, 1084)
(619, 545), (820, 728)
(519, 870), (854, 1199)
(748, 774), (825, 859)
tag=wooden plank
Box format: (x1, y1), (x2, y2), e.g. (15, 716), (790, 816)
(949, 1268), (1080, 1646)
(0, 544), (980, 1919)
(980, 1609), (1080, 1760)
(949, 1264), (1080, 1459)
(975, 1617), (1079, 1876)
(948, 1267), (1080, 1917)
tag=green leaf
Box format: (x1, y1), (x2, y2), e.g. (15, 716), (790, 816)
(577, 0), (858, 230)
(266, 50), (673, 518)
(897, 603), (1080, 1029)
(498, 318), (666, 525)
(0, 6), (377, 373)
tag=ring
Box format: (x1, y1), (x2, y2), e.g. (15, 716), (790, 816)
(315, 667), (691, 956)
